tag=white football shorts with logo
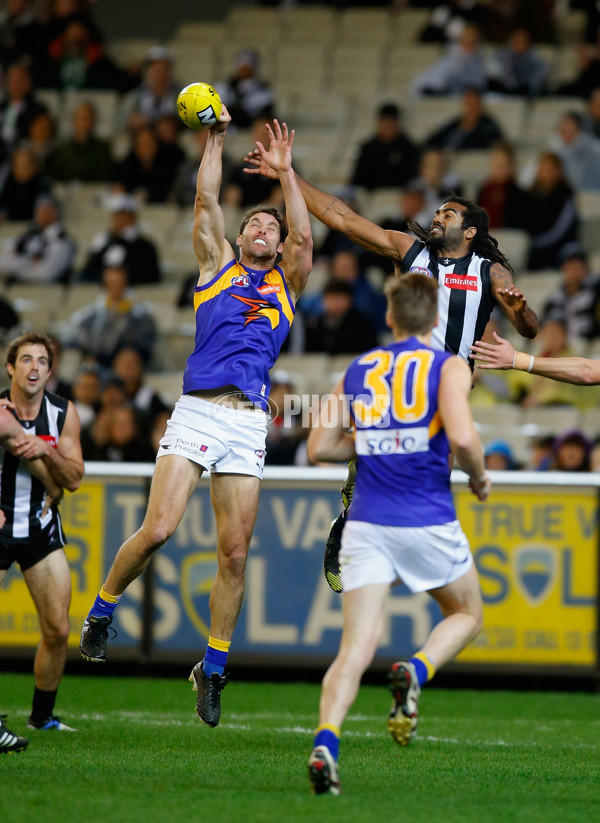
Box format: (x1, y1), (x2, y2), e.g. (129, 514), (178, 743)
(157, 394), (268, 478)
(340, 519), (473, 593)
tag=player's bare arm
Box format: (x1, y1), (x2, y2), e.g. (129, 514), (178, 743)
(0, 407), (63, 510)
(244, 149), (413, 264)
(193, 104), (235, 285)
(253, 120), (312, 300)
(438, 357), (490, 501)
(12, 401), (84, 491)
(307, 376), (355, 464)
(470, 331), (600, 385)
(490, 264), (539, 338)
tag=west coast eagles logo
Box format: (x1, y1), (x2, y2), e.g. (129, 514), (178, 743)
(231, 293), (280, 329)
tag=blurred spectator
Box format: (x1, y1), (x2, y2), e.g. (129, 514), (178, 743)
(155, 114), (186, 174)
(424, 88), (503, 151)
(0, 194), (75, 283)
(413, 25), (487, 96)
(521, 152), (578, 271)
(0, 295), (20, 346)
(112, 124), (181, 204)
(40, 19), (136, 91)
(557, 42), (600, 99)
(64, 264), (157, 366)
(582, 87), (600, 138)
(224, 116), (283, 208)
(150, 409), (171, 453)
(304, 280), (378, 355)
(265, 372), (304, 466)
(487, 28), (548, 98)
(484, 439), (519, 470)
(415, 148), (464, 216)
(170, 129), (233, 207)
(483, 0), (555, 45)
(45, 336), (72, 398)
(551, 430), (591, 472)
(0, 145), (48, 221)
(26, 111), (57, 174)
(420, 1), (486, 44)
(301, 250), (387, 332)
(47, 101), (113, 182)
(477, 142), (528, 229)
(0, 0), (46, 70)
(70, 362), (101, 428)
(549, 111), (600, 191)
(96, 405), (155, 463)
(112, 346), (169, 424)
(44, 0), (104, 45)
(215, 49), (274, 129)
(80, 371), (128, 460)
(541, 242), (600, 341)
(350, 103), (420, 191)
(79, 193), (160, 284)
(121, 46), (178, 131)
(0, 63), (47, 150)
(528, 434), (555, 471)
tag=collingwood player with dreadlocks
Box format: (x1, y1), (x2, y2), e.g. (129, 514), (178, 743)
(244, 153), (539, 590)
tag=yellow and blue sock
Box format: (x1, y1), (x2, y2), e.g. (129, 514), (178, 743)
(313, 723), (340, 761)
(201, 636), (231, 677)
(409, 652), (436, 687)
(88, 586), (121, 620)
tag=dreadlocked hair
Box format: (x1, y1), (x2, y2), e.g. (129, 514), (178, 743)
(407, 194), (514, 272)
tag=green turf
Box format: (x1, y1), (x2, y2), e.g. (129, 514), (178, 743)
(3, 673), (599, 823)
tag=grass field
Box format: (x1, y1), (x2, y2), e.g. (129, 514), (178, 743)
(3, 672), (599, 823)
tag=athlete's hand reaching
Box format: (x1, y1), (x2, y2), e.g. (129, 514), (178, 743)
(243, 145), (279, 181)
(495, 286), (528, 313)
(13, 434), (50, 460)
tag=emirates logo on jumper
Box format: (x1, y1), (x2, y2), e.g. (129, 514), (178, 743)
(444, 274), (478, 291)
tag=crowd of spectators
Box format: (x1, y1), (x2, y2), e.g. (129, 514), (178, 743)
(2, 1), (600, 467)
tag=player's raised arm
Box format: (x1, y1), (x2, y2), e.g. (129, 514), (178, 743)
(193, 105), (235, 283)
(244, 148), (414, 265)
(438, 356), (490, 501)
(254, 120), (312, 299)
(490, 263), (539, 339)
(471, 331), (600, 384)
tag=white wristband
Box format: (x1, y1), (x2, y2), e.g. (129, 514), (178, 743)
(512, 350), (516, 368)
(526, 355), (534, 373)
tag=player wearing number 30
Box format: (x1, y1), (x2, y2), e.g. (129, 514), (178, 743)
(306, 273), (490, 796)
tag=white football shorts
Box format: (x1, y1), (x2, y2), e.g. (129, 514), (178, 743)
(340, 518), (473, 593)
(157, 394), (268, 478)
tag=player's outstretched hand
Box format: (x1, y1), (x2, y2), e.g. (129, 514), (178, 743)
(253, 119), (294, 175)
(470, 331), (516, 370)
(495, 286), (528, 313)
(469, 473), (491, 502)
(211, 103), (231, 133)
(243, 147), (278, 180)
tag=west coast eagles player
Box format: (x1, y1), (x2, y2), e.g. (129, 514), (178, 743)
(80, 108), (313, 726)
(306, 274), (490, 796)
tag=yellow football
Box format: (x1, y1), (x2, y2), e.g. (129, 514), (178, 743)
(176, 82), (222, 130)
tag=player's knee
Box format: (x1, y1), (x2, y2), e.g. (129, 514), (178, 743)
(141, 517), (176, 549)
(219, 544), (248, 579)
(42, 618), (70, 647)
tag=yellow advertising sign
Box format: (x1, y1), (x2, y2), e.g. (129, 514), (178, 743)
(0, 481), (105, 647)
(456, 486), (597, 666)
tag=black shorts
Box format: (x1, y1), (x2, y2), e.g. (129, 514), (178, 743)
(0, 526), (65, 572)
